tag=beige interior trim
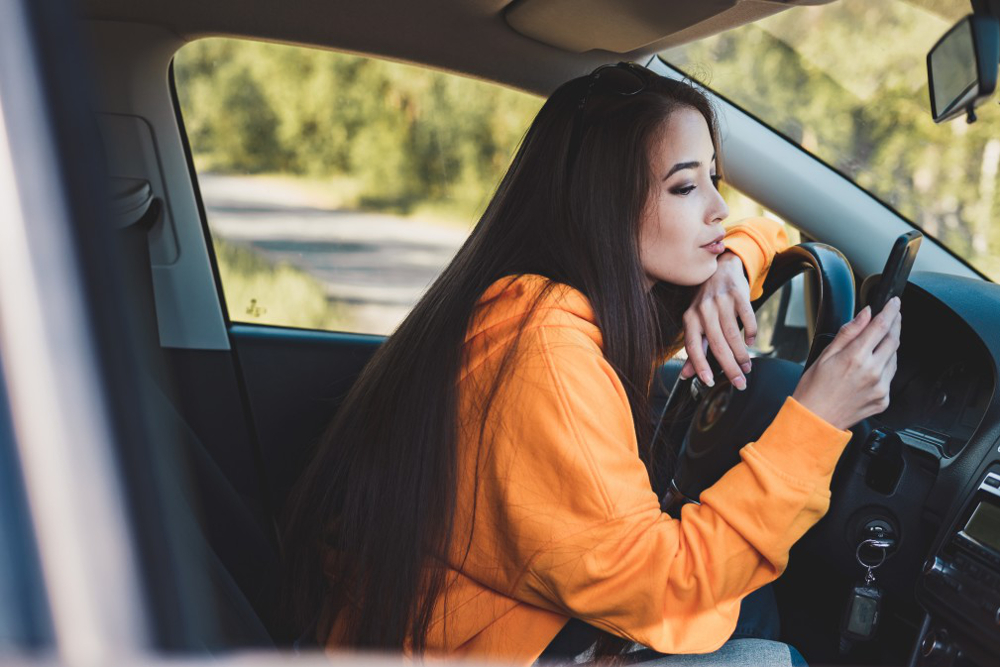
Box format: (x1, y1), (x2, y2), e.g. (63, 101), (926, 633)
(80, 0), (833, 95)
(505, 0), (837, 54)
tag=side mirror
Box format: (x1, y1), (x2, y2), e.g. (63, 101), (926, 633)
(927, 14), (1000, 123)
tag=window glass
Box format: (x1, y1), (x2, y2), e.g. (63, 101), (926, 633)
(173, 39), (542, 335)
(720, 186), (806, 360)
(659, 0), (1000, 278)
(722, 184), (801, 247)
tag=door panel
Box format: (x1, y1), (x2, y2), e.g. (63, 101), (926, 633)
(230, 325), (688, 512)
(229, 325), (382, 509)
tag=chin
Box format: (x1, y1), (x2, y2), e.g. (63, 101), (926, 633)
(647, 257), (720, 288)
(691, 257), (721, 284)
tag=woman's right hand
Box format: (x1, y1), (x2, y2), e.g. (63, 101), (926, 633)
(791, 297), (902, 431)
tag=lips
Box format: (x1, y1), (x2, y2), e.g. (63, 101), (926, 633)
(701, 233), (725, 247)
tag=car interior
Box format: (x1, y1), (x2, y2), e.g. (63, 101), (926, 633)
(23, 0), (999, 665)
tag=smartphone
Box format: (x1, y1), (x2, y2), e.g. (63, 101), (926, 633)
(868, 231), (922, 316)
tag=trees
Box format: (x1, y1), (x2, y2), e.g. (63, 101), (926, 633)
(663, 0), (1000, 280)
(174, 3), (1000, 279)
(173, 39), (541, 222)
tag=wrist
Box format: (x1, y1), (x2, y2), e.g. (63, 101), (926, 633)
(720, 250), (749, 282)
(791, 388), (844, 431)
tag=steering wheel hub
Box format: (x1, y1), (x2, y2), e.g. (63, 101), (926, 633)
(697, 386), (732, 432)
(681, 358), (805, 490)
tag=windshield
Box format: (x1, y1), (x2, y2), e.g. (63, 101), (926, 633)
(659, 0), (1000, 279)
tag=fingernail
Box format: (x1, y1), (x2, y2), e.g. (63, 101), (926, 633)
(741, 362), (752, 374)
(747, 336), (756, 346)
(857, 306), (870, 319)
(700, 371), (715, 387)
(733, 375), (747, 391)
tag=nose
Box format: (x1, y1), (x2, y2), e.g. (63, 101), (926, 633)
(708, 183), (729, 225)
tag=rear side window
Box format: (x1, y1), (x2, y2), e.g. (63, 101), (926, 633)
(172, 39), (542, 335)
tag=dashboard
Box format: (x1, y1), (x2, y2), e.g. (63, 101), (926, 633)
(831, 271), (1000, 666)
(880, 287), (993, 460)
(654, 264), (1000, 664)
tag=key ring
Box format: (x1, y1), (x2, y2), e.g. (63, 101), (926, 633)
(856, 538), (890, 585)
(856, 538), (891, 568)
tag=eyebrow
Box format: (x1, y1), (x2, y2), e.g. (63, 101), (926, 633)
(663, 152), (717, 180)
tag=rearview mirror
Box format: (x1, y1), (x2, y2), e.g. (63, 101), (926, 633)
(927, 14), (999, 123)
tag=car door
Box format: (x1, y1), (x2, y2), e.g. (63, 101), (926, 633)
(165, 39), (544, 520)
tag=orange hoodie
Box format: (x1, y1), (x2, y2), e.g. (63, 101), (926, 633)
(328, 217), (853, 663)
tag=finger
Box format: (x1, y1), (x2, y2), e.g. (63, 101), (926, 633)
(718, 305), (752, 373)
(684, 326), (714, 387)
(848, 297), (901, 356)
(873, 352), (898, 409)
(825, 305), (872, 356)
(737, 299), (758, 349)
(884, 351), (898, 382)
(680, 338), (707, 379)
(872, 311), (901, 365)
(702, 316), (745, 389)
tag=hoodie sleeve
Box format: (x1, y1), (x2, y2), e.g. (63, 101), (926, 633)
(724, 217), (791, 300)
(482, 324), (851, 654)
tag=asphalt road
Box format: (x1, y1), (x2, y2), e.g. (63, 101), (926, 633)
(200, 174), (470, 334)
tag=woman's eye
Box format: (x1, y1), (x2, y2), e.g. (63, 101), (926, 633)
(670, 175), (721, 196)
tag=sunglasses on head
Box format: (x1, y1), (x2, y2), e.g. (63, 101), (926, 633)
(566, 62), (658, 173)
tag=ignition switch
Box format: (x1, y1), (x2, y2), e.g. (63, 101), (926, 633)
(859, 519), (898, 557)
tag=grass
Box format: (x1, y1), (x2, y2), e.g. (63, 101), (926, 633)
(212, 237), (352, 331)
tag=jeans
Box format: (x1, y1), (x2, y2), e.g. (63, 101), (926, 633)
(617, 586), (806, 666)
(622, 639), (807, 666)
(731, 583), (781, 641)
(537, 585), (808, 666)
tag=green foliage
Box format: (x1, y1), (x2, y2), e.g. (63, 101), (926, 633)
(212, 65), (286, 172)
(662, 0), (1000, 280)
(213, 237), (351, 331)
(173, 39), (542, 219)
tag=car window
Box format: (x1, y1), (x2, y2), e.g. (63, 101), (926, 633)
(708, 186), (805, 360)
(659, 0), (1000, 279)
(172, 39), (542, 335)
(0, 358), (52, 652)
(722, 184), (801, 246)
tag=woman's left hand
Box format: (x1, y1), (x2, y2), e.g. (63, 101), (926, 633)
(679, 251), (757, 391)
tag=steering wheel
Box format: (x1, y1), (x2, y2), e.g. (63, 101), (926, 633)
(659, 243), (856, 509)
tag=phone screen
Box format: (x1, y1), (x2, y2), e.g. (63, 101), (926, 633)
(868, 231), (922, 316)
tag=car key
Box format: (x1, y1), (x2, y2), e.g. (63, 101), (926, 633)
(840, 539), (890, 643)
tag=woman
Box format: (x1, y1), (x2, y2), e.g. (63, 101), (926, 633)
(282, 62), (901, 665)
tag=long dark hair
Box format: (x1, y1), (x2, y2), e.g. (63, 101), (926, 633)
(281, 64), (721, 656)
